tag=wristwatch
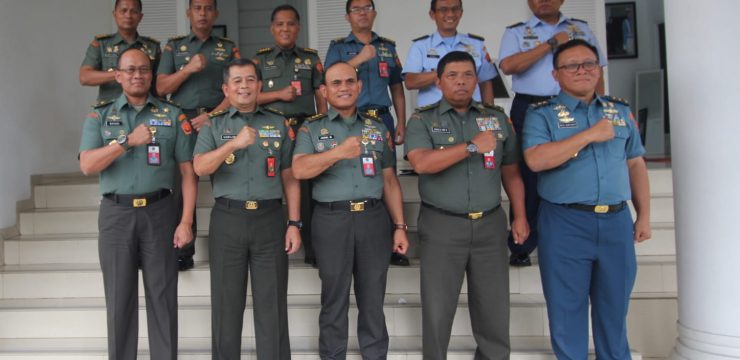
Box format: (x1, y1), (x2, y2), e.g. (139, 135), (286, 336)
(116, 134), (130, 150)
(394, 223), (408, 231)
(287, 220), (303, 230)
(547, 37), (559, 51)
(466, 141), (478, 154)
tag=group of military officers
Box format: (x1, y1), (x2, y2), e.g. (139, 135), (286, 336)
(78, 0), (651, 359)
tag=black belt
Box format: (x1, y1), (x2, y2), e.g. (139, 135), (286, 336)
(564, 201), (627, 214)
(103, 189), (171, 208)
(422, 202), (500, 220)
(215, 197), (281, 210)
(315, 198), (381, 212)
(359, 106), (390, 116)
(284, 113), (311, 126)
(514, 93), (556, 103)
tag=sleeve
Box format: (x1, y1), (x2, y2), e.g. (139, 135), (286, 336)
(312, 55), (324, 90)
(280, 120), (294, 168)
(81, 38), (102, 68)
(402, 41), (425, 74)
(324, 41), (341, 69)
(498, 28), (521, 60)
(476, 44), (498, 82)
(157, 41), (176, 75)
(79, 111), (104, 152)
(403, 113), (432, 155)
(192, 117), (216, 156)
(174, 111), (195, 163)
(381, 129), (395, 169)
(389, 46), (404, 85)
(522, 107), (552, 150)
(293, 124), (316, 155)
(584, 25), (608, 67)
(625, 111), (646, 159)
(501, 115), (521, 165)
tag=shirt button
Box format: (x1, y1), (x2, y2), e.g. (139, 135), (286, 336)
(354, 185), (359, 188)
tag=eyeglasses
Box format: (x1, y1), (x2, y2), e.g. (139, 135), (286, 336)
(118, 66), (151, 75)
(349, 5), (374, 14)
(556, 61), (598, 74)
(434, 6), (462, 14)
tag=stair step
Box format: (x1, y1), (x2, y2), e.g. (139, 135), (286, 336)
(0, 257), (677, 300)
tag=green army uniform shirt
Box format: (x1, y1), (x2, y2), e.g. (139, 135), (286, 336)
(158, 33), (240, 109)
(79, 94), (195, 195)
(194, 107), (294, 201)
(81, 32), (161, 102)
(404, 100), (521, 214)
(254, 46), (323, 115)
(294, 109), (394, 202)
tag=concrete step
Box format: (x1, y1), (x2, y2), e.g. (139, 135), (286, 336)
(0, 256), (677, 300)
(0, 336), (643, 359)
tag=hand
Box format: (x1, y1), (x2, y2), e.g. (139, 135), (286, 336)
(279, 85), (297, 102)
(337, 136), (363, 159)
(394, 126), (405, 145)
(589, 119), (615, 143)
(173, 222), (194, 249)
(510, 216), (530, 245)
(358, 44), (377, 64)
(285, 226), (302, 255)
(127, 124), (153, 147)
(231, 125), (257, 149)
(184, 53), (206, 74)
(552, 31), (570, 46)
(471, 131), (497, 153)
(634, 217), (652, 243)
(190, 113), (210, 132)
(392, 229), (409, 255)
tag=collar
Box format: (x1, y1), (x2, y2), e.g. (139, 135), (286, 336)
(227, 106), (265, 119)
(431, 31), (469, 47)
(274, 45), (299, 58)
(437, 98), (480, 115)
(345, 31), (379, 44)
(327, 108), (360, 122)
(114, 94), (158, 111)
(186, 31), (213, 43)
(556, 91), (600, 112)
(528, 13), (567, 28)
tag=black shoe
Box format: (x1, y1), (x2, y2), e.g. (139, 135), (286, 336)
(509, 253), (532, 267)
(305, 256), (318, 269)
(390, 252), (410, 266)
(178, 256), (194, 271)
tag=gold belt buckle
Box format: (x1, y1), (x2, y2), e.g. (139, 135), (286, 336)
(367, 109), (378, 117)
(288, 118), (298, 126)
(196, 107), (208, 115)
(594, 205), (609, 214)
(132, 198), (147, 208)
(350, 201), (365, 212)
(468, 212), (483, 220)
(245, 201), (258, 210)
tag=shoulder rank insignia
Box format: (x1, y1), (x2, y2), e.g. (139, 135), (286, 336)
(603, 95), (629, 106)
(263, 107), (285, 116)
(216, 36), (234, 43)
(570, 18), (588, 24)
(507, 22), (525, 29)
(468, 33), (485, 41)
(208, 109), (228, 118)
(416, 102), (438, 113)
(92, 99), (114, 109)
(168, 35), (187, 43)
(362, 112), (383, 123)
(483, 103), (507, 114)
(257, 47), (273, 54)
(139, 35), (159, 44)
(302, 47), (318, 55)
(531, 100), (551, 109)
(307, 113), (328, 122)
(332, 36), (346, 43)
(95, 33), (114, 40)
(160, 98), (182, 108)
(379, 36), (396, 45)
(412, 34), (430, 42)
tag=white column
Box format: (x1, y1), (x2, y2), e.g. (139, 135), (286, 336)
(667, 1), (740, 359)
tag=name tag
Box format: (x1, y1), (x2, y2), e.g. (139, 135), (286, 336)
(431, 127), (451, 133)
(318, 135), (334, 141)
(106, 121), (122, 126)
(221, 134), (236, 140)
(426, 54), (440, 58)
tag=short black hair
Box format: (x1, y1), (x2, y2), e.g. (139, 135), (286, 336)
(436, 51), (476, 78)
(345, 0), (376, 14)
(189, 0), (218, 9)
(223, 58), (262, 83)
(552, 39), (600, 69)
(115, 0), (142, 11)
(321, 61), (358, 85)
(116, 48), (152, 69)
(271, 4), (300, 23)
(430, 0), (462, 11)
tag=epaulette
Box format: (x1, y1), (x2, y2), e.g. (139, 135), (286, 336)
(160, 98), (182, 108)
(412, 34), (430, 42)
(530, 100), (551, 109)
(263, 107), (284, 116)
(603, 95), (629, 106)
(216, 36), (235, 44)
(208, 109), (228, 118)
(468, 33), (485, 41)
(507, 22), (525, 29)
(332, 36), (346, 43)
(92, 99), (114, 108)
(95, 33), (114, 40)
(379, 36), (396, 45)
(483, 103), (507, 114)
(257, 47), (273, 54)
(302, 47), (318, 55)
(570, 18), (588, 24)
(139, 35), (159, 44)
(307, 113), (328, 122)
(361, 112), (383, 123)
(415, 102), (438, 113)
(168, 35), (187, 42)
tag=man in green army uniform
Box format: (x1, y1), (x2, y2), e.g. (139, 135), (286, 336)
(292, 62), (408, 359)
(157, 0), (239, 270)
(80, 0), (161, 103)
(78, 48), (197, 360)
(193, 58), (300, 359)
(254, 4), (327, 267)
(405, 51), (529, 359)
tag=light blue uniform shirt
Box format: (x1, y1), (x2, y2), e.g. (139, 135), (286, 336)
(522, 92), (644, 205)
(499, 15), (607, 96)
(404, 31), (498, 107)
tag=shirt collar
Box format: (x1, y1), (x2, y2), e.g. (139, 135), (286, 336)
(114, 94), (158, 111)
(556, 91), (600, 112)
(528, 13), (567, 27)
(437, 98), (480, 115)
(227, 106), (265, 119)
(345, 32), (379, 44)
(327, 108), (360, 123)
(187, 31), (213, 43)
(431, 31), (469, 47)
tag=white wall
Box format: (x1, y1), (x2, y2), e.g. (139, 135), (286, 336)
(605, 0), (664, 106)
(0, 0), (112, 228)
